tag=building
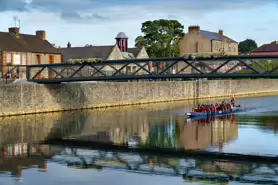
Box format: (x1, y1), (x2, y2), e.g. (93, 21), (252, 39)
(250, 42), (278, 56)
(179, 26), (238, 56)
(0, 27), (62, 79)
(60, 32), (149, 75)
(115, 32), (149, 59)
(60, 32), (149, 62)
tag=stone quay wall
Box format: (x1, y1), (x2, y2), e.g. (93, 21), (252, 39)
(1, 79), (278, 116)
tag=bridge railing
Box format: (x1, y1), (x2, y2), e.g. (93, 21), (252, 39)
(26, 55), (278, 83)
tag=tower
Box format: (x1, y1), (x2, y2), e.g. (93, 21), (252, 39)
(115, 32), (128, 52)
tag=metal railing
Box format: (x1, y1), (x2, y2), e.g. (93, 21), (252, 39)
(24, 55), (278, 83)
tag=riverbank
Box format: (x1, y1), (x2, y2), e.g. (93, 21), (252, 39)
(1, 79), (278, 116)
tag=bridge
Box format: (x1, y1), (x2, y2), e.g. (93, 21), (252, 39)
(17, 55), (278, 83)
(36, 142), (278, 184)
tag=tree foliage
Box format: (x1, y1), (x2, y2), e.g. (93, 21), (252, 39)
(238, 39), (258, 54)
(135, 19), (185, 57)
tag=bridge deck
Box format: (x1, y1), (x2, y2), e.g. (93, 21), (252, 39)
(21, 55), (278, 83)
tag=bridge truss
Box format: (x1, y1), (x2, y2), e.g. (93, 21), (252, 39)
(45, 147), (278, 184)
(37, 139), (278, 184)
(25, 55), (278, 83)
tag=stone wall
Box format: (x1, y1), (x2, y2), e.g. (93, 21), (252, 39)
(1, 79), (278, 116)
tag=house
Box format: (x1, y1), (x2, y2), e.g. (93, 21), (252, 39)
(250, 42), (278, 56)
(0, 27), (62, 79)
(179, 26), (238, 56)
(176, 26), (238, 74)
(60, 32), (149, 74)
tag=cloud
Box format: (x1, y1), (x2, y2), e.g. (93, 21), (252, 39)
(0, 0), (277, 23)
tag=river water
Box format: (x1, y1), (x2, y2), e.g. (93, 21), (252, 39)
(0, 95), (278, 185)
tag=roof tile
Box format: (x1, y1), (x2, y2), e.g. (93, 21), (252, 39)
(251, 44), (278, 52)
(200, 30), (237, 43)
(0, 32), (61, 54)
(59, 45), (115, 61)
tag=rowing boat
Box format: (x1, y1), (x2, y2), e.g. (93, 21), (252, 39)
(185, 106), (244, 118)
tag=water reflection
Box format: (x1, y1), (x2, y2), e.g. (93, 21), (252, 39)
(2, 144), (275, 184)
(0, 97), (277, 184)
(0, 100), (277, 154)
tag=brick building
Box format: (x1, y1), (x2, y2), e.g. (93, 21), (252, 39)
(250, 42), (278, 56)
(0, 27), (62, 79)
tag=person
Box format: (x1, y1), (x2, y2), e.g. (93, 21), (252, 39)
(210, 104), (216, 114)
(200, 104), (206, 112)
(231, 95), (236, 107)
(193, 105), (201, 112)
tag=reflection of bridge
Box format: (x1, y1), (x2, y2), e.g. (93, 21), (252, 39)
(44, 147), (278, 184)
(25, 55), (278, 83)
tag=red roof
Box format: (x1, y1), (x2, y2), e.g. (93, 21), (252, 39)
(250, 51), (278, 56)
(252, 44), (278, 52)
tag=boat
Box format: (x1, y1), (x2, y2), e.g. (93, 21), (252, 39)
(185, 106), (244, 118)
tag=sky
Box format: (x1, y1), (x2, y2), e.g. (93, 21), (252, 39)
(0, 0), (277, 48)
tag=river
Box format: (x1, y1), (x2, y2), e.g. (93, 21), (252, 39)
(0, 95), (278, 185)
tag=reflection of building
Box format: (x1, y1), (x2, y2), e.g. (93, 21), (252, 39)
(212, 116), (238, 149)
(1, 144), (60, 177)
(180, 115), (238, 150)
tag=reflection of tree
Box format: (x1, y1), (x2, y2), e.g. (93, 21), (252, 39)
(144, 119), (181, 148)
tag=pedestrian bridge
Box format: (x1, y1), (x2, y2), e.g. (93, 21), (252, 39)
(19, 55), (278, 83)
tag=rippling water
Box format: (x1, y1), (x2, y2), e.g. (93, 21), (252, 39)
(0, 94), (278, 185)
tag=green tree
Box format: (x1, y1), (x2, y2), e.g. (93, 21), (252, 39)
(238, 39), (258, 54)
(135, 36), (147, 48)
(135, 19), (185, 57)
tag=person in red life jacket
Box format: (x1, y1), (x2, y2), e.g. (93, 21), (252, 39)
(205, 105), (211, 114)
(231, 95), (236, 106)
(194, 105), (201, 112)
(201, 104), (206, 112)
(210, 104), (215, 113)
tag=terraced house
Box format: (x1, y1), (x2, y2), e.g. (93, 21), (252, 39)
(0, 27), (62, 79)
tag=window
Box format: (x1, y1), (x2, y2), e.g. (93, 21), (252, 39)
(22, 54), (26, 65)
(36, 55), (41, 64)
(234, 46), (237, 52)
(7, 53), (12, 64)
(49, 55), (54, 64)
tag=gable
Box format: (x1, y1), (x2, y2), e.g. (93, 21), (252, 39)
(0, 32), (61, 54)
(106, 45), (124, 60)
(136, 47), (149, 58)
(60, 45), (115, 61)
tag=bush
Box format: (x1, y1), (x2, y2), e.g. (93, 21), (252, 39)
(183, 53), (229, 60)
(68, 58), (103, 64)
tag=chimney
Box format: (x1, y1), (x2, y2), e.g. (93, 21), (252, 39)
(36, 30), (46, 40)
(188, 25), (200, 34)
(8, 27), (20, 35)
(67, 42), (71, 48)
(219, 30), (223, 36)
